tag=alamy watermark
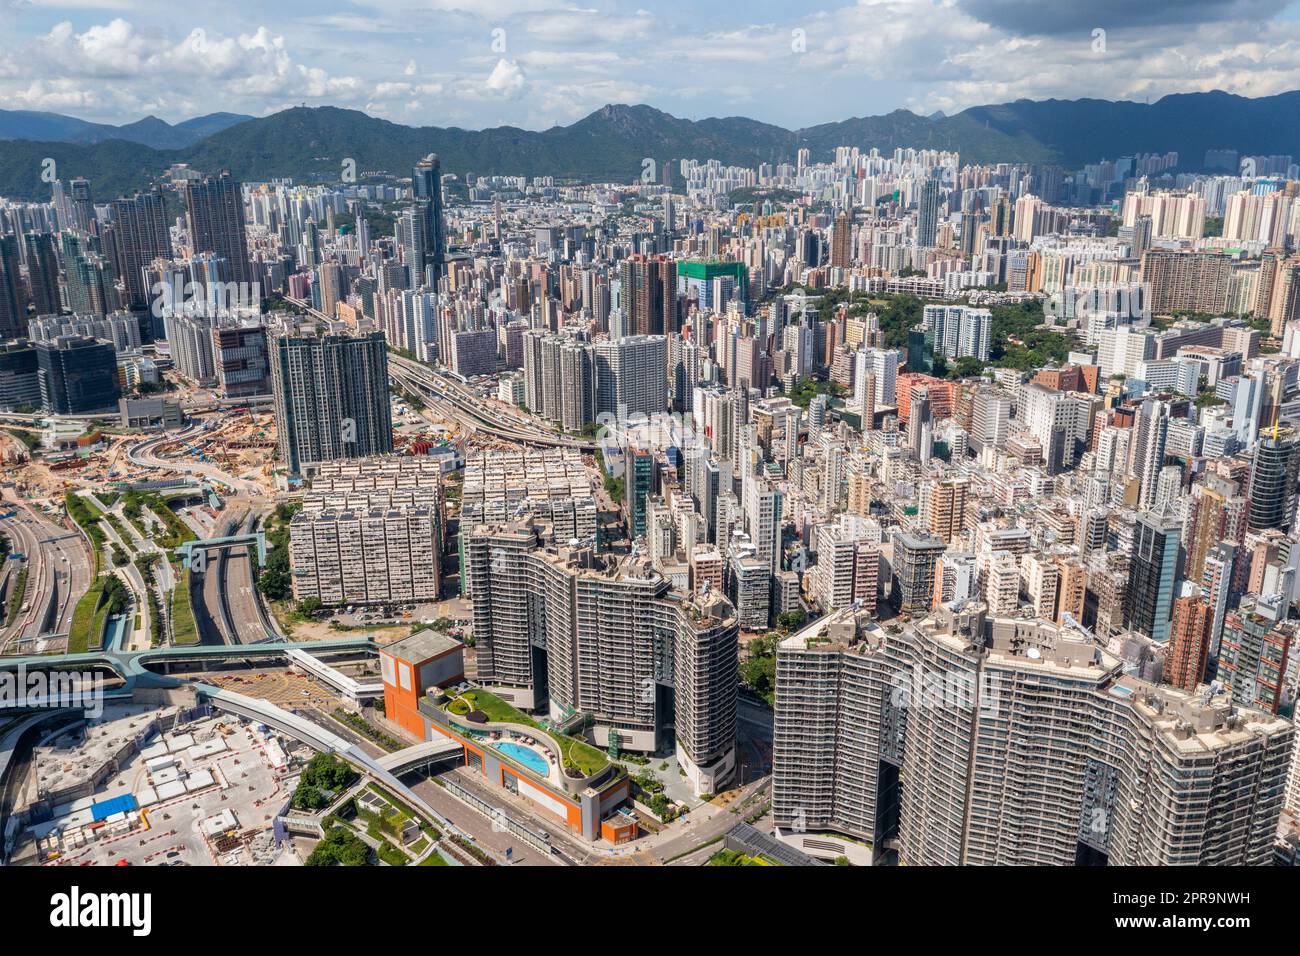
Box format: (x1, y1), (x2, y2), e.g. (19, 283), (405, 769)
(1, 665), (106, 718)
(1043, 283), (1149, 324)
(593, 406), (711, 463)
(150, 280), (262, 319)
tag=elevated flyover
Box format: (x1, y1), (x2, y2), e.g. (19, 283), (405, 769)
(376, 737), (463, 774)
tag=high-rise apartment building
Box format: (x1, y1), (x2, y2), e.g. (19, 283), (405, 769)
(1167, 592), (1213, 692)
(463, 519), (739, 795)
(772, 604), (1293, 865)
(620, 255), (676, 336)
(830, 213), (852, 268)
(182, 171), (255, 288)
(108, 188), (172, 310)
(891, 530), (944, 615)
(1219, 595), (1296, 715)
(922, 304), (992, 362)
(593, 334), (667, 419)
(270, 328), (393, 475)
(916, 176), (940, 248)
(0, 235), (28, 338)
(1141, 250), (1232, 315)
(924, 476), (969, 543)
(523, 331), (595, 430)
(23, 232), (61, 318)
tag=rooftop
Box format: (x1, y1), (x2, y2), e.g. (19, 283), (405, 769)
(380, 628), (463, 665)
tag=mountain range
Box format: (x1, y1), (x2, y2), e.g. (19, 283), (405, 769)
(0, 110), (253, 150)
(0, 91), (1296, 202)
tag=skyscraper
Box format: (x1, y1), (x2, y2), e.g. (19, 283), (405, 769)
(108, 188), (172, 310)
(624, 443), (656, 540)
(182, 171), (255, 288)
(1125, 505), (1181, 643)
(0, 234), (26, 338)
(1247, 424), (1300, 532)
(23, 232), (61, 318)
(916, 176), (940, 248)
(269, 328), (393, 476)
(408, 153), (446, 285)
(69, 177), (95, 232)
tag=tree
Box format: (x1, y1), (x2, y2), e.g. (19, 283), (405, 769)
(293, 784), (326, 811)
(306, 823), (371, 866)
(951, 356), (986, 379)
(740, 632), (780, 704)
(300, 753), (357, 792)
(257, 556), (290, 600)
(776, 609), (807, 632)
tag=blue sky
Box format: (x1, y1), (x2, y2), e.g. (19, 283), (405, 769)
(2, 0), (1300, 129)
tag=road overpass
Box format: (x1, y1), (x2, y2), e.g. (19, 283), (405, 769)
(0, 634), (375, 689)
(197, 683), (477, 852)
(387, 353), (599, 451)
(375, 737), (463, 773)
(283, 646), (383, 702)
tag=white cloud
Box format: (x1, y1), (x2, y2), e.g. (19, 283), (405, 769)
(2, 2), (1300, 130)
(482, 57), (527, 98)
(0, 19), (366, 119)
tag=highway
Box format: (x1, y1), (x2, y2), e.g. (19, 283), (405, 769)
(209, 503), (272, 645)
(388, 353), (597, 450)
(0, 497), (93, 653)
(125, 426), (267, 497)
(278, 291), (594, 450)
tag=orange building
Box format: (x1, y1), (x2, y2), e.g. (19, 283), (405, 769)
(1166, 595), (1212, 692)
(896, 373), (955, 422)
(601, 814), (639, 844)
(420, 693), (636, 843)
(1032, 364), (1099, 395)
(379, 630), (466, 738)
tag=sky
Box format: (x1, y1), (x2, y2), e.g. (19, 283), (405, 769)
(1, 0), (1300, 130)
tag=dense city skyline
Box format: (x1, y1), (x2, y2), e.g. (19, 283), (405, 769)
(2, 0), (1300, 911)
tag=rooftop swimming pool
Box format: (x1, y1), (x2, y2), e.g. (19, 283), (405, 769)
(492, 741), (550, 776)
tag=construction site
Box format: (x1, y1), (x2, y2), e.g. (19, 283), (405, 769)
(9, 701), (306, 867)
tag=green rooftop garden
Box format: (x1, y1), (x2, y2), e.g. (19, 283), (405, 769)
(441, 688), (611, 778)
